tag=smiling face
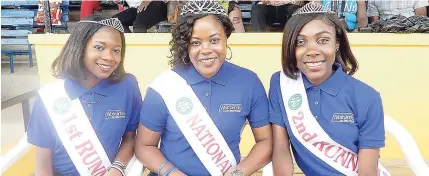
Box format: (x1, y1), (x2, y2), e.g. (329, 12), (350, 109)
(295, 19), (339, 85)
(83, 27), (123, 83)
(188, 15), (227, 78)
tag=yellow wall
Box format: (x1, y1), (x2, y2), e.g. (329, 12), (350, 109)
(28, 33), (429, 161)
(1, 137), (36, 176)
(1, 147), (35, 176)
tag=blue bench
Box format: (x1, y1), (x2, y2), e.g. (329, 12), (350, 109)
(1, 1), (38, 7)
(238, 3), (252, 25)
(2, 0), (71, 32)
(1, 1), (71, 73)
(1, 9), (35, 73)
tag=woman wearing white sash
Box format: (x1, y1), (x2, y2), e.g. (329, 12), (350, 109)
(135, 1), (272, 176)
(27, 15), (142, 176)
(269, 2), (389, 176)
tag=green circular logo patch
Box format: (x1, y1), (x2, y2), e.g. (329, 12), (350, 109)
(288, 94), (302, 110)
(176, 97), (193, 115)
(53, 97), (71, 115)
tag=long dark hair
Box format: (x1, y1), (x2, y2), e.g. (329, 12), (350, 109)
(281, 13), (358, 79)
(169, 13), (234, 68)
(51, 15), (127, 83)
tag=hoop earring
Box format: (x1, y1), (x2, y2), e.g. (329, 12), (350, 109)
(226, 46), (232, 60)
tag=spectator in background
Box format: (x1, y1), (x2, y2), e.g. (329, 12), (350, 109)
(319, 0), (368, 31)
(427, 0), (429, 17)
(113, 0), (167, 33)
(367, 0), (428, 22)
(80, 1), (102, 20)
(80, 0), (125, 20)
(227, 0), (246, 32)
(251, 0), (304, 32)
(80, 0), (101, 20)
(167, 1), (246, 33)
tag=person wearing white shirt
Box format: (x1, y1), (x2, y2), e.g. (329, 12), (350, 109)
(367, 0), (428, 21)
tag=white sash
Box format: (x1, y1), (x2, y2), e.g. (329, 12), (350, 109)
(149, 70), (237, 175)
(279, 72), (391, 176)
(38, 80), (111, 176)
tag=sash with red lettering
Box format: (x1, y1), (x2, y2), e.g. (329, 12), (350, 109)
(39, 80), (111, 176)
(279, 72), (391, 176)
(149, 70), (237, 175)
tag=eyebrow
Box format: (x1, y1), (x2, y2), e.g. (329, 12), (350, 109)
(298, 31), (333, 38)
(191, 33), (220, 40)
(94, 41), (121, 47)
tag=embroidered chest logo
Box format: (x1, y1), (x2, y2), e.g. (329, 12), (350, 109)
(288, 94), (302, 110)
(105, 110), (126, 119)
(219, 104), (242, 112)
(176, 97), (193, 115)
(53, 97), (72, 115)
(332, 113), (355, 123)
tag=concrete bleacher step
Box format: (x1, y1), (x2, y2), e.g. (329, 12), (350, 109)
(68, 9), (119, 21)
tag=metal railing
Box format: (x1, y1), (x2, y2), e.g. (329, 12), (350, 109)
(1, 90), (38, 174)
(1, 89), (38, 131)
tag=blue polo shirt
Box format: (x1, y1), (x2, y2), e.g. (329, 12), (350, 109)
(269, 64), (385, 175)
(140, 61), (269, 176)
(27, 74), (142, 175)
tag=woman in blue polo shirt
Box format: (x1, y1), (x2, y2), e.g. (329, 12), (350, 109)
(27, 15), (142, 176)
(135, 1), (272, 176)
(270, 2), (388, 176)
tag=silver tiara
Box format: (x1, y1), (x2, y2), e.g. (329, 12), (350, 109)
(292, 1), (335, 16)
(78, 18), (124, 33)
(180, 0), (227, 16)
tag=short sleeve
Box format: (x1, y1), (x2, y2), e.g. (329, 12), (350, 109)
(139, 88), (169, 132)
(414, 0), (429, 9)
(366, 0), (379, 17)
(358, 93), (386, 149)
(126, 76), (143, 132)
(247, 74), (270, 128)
(27, 95), (56, 149)
(268, 73), (287, 129)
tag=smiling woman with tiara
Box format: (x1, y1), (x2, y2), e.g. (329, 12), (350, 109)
(269, 2), (391, 176)
(27, 15), (142, 176)
(135, 1), (272, 176)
